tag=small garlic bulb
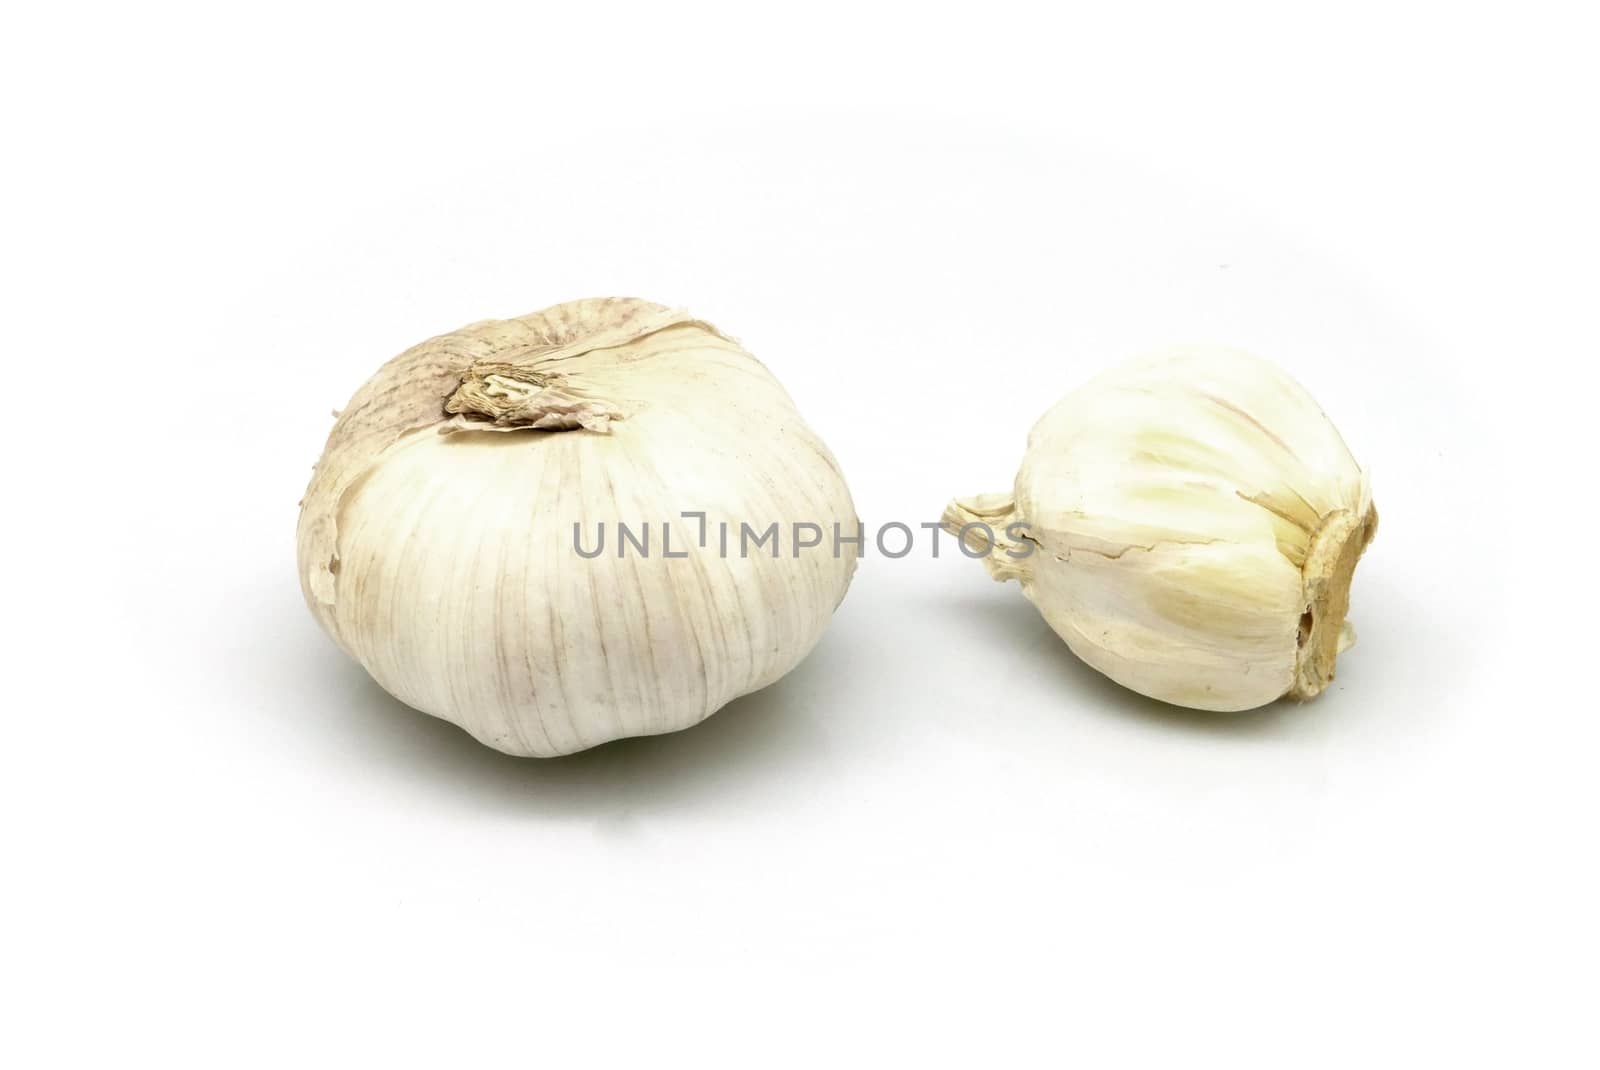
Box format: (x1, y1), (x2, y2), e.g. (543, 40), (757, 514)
(944, 346), (1377, 712)
(298, 298), (858, 756)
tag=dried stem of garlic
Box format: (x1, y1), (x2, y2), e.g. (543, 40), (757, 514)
(944, 346), (1377, 712)
(298, 298), (859, 756)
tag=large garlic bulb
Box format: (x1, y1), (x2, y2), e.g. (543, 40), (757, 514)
(298, 298), (858, 756)
(944, 347), (1377, 712)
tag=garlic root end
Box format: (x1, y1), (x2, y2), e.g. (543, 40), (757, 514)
(1290, 504), (1378, 701)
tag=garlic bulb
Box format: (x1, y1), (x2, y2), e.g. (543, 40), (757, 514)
(297, 298), (858, 756)
(943, 346), (1377, 712)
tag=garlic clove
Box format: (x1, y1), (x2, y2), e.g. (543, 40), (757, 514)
(944, 346), (1376, 712)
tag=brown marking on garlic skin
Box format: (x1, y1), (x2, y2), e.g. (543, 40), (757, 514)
(1196, 390), (1299, 463)
(1289, 503), (1379, 700)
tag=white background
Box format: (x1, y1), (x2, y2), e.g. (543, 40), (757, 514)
(5, 3), (1595, 1066)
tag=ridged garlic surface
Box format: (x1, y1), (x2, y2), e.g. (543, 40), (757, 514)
(944, 346), (1376, 712)
(297, 298), (858, 756)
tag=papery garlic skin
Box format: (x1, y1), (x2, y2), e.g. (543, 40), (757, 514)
(944, 346), (1376, 712)
(298, 298), (858, 756)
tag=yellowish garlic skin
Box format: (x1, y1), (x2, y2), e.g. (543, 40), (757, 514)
(298, 299), (858, 756)
(946, 346), (1376, 712)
